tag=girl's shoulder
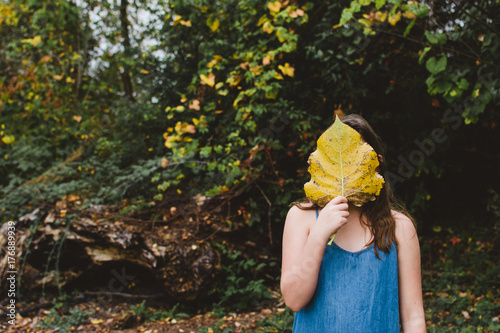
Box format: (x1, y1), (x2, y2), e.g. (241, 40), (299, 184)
(285, 203), (317, 229)
(287, 202), (317, 218)
(391, 210), (418, 242)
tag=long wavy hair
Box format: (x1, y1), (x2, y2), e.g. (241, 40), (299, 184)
(295, 114), (413, 258)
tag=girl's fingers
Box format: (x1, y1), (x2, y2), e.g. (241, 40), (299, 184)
(326, 196), (348, 207)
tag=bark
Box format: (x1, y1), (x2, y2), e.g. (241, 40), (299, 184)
(0, 204), (222, 304)
(120, 0), (134, 100)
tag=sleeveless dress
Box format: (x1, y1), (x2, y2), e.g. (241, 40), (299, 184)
(292, 209), (400, 333)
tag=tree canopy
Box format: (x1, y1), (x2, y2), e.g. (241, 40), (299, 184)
(1, 0), (499, 236)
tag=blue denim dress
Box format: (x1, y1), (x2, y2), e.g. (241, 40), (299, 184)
(292, 210), (400, 333)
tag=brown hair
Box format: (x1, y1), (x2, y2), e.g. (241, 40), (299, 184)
(295, 114), (413, 258)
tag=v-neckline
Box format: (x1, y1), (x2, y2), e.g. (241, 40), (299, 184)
(329, 239), (374, 255)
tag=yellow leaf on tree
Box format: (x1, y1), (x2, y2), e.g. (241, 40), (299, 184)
(164, 135), (178, 148)
(403, 10), (416, 20)
(33, 36), (42, 46)
(268, 1), (282, 13)
(200, 73), (215, 86)
(32, 36), (42, 46)
(388, 11), (401, 26)
(262, 21), (274, 34)
(278, 63), (295, 77)
(375, 11), (387, 22)
(161, 157), (169, 168)
(189, 99), (200, 110)
(39, 55), (51, 63)
(206, 16), (220, 32)
(207, 55), (222, 68)
(304, 115), (384, 208)
(1, 135), (15, 145)
(289, 8), (305, 18)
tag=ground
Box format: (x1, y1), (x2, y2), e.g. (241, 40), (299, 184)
(0, 291), (285, 333)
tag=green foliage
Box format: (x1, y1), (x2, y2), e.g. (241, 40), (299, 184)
(198, 321), (237, 333)
(422, 228), (500, 332)
(36, 297), (94, 332)
(130, 300), (189, 323)
(255, 308), (294, 333)
(210, 243), (272, 310)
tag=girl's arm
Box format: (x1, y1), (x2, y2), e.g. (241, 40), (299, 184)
(280, 196), (349, 312)
(395, 212), (427, 332)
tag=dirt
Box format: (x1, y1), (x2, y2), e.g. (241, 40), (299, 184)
(0, 292), (285, 333)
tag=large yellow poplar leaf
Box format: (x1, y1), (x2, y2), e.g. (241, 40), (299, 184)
(304, 115), (384, 208)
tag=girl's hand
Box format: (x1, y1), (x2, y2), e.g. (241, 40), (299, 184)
(312, 196), (349, 242)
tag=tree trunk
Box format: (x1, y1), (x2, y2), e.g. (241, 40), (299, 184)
(120, 0), (134, 100)
(0, 204), (221, 304)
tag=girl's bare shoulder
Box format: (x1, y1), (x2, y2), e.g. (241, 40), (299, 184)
(286, 203), (316, 227)
(391, 210), (417, 240)
(287, 202), (315, 216)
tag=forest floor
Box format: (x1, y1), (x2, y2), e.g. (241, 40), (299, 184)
(1, 287), (287, 332)
(1, 297), (284, 332)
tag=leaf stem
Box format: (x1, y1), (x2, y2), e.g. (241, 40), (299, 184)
(327, 233), (337, 246)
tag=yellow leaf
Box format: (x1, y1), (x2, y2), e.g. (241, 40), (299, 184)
(289, 8), (305, 18)
(1, 135), (15, 145)
(90, 319), (104, 325)
(403, 10), (416, 20)
(208, 55), (222, 68)
(388, 11), (401, 26)
(73, 115), (82, 123)
(206, 16), (220, 32)
(140, 69), (149, 74)
(164, 135), (178, 148)
(161, 157), (169, 168)
(39, 55), (51, 63)
(200, 73), (215, 86)
(262, 55), (272, 65)
(173, 14), (182, 25)
(278, 63), (295, 77)
(268, 1), (282, 13)
(189, 99), (200, 110)
(304, 115), (384, 208)
(227, 74), (242, 87)
(262, 21), (274, 34)
(53, 74), (64, 80)
(32, 36), (42, 46)
(375, 11), (387, 22)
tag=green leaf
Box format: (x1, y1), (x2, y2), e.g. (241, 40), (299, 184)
(375, 0), (386, 10)
(425, 31), (447, 45)
(412, 4), (430, 18)
(419, 46), (431, 64)
(339, 9), (353, 25)
(403, 19), (416, 37)
(426, 55), (447, 75)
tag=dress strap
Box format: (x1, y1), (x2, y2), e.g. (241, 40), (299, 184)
(315, 208), (319, 220)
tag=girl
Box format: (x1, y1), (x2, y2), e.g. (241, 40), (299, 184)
(281, 114), (426, 332)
